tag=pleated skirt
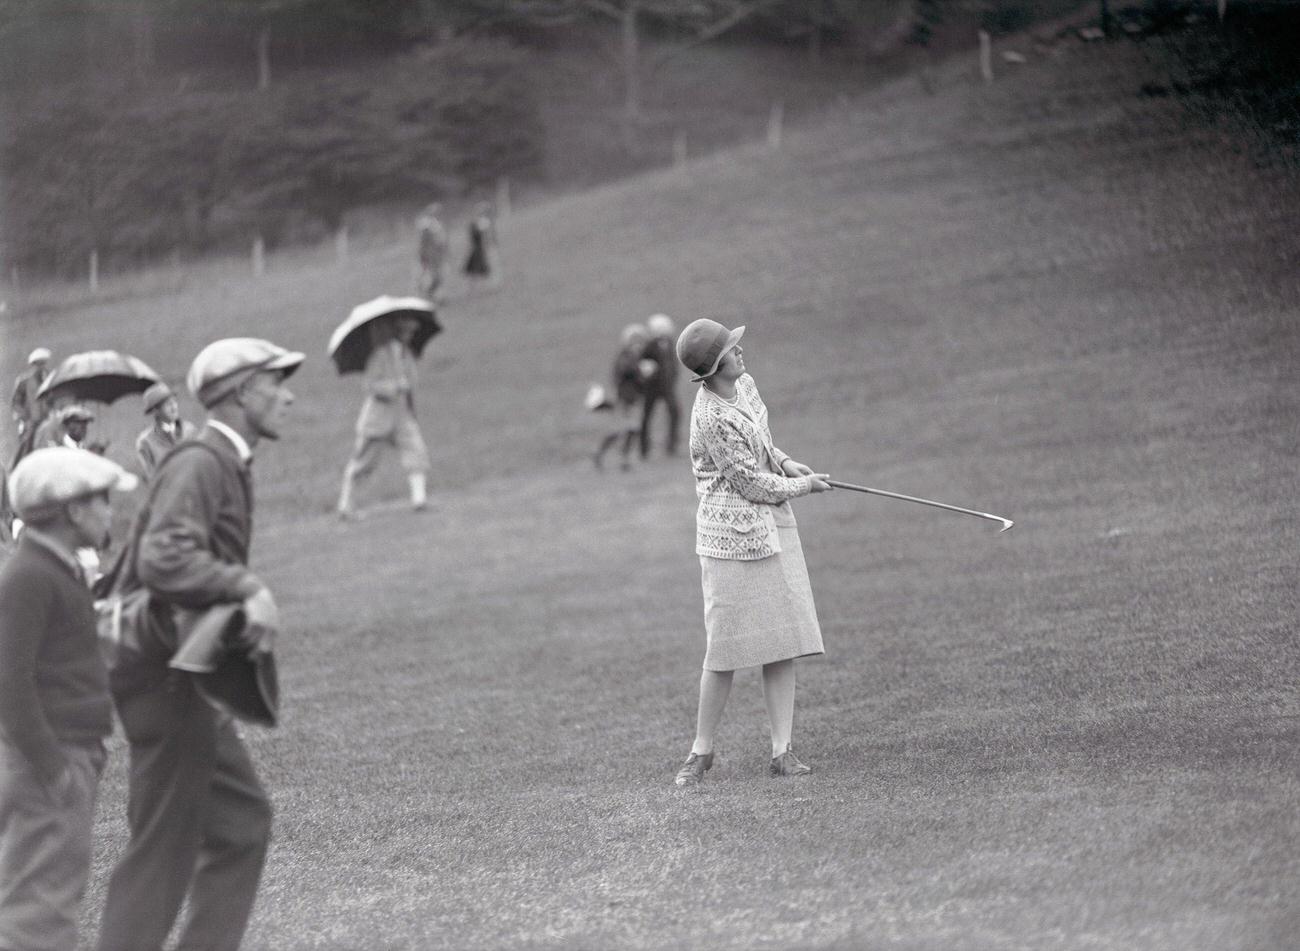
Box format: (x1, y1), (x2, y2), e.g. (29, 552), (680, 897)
(699, 523), (825, 672)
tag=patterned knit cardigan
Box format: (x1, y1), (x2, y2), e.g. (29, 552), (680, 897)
(689, 373), (811, 560)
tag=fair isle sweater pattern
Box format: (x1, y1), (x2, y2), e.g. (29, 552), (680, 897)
(690, 374), (811, 560)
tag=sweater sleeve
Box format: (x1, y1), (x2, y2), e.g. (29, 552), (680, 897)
(0, 566), (66, 784)
(136, 451), (257, 607)
(702, 415), (809, 504)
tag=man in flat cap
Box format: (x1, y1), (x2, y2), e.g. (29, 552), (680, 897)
(33, 403), (104, 455)
(97, 337), (302, 951)
(0, 448), (137, 951)
(134, 382), (197, 479)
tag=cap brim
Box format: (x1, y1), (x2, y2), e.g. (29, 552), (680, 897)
(689, 325), (745, 382)
(264, 351), (305, 378)
(112, 471), (140, 494)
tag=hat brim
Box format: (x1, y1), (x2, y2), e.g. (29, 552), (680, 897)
(689, 325), (745, 382)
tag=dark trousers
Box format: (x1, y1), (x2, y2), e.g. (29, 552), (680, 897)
(97, 675), (271, 951)
(640, 387), (680, 458)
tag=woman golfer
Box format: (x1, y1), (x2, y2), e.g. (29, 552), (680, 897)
(673, 318), (832, 786)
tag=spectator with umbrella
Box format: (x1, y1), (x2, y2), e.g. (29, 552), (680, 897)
(35, 404), (100, 453)
(331, 295), (442, 519)
(28, 350), (161, 458)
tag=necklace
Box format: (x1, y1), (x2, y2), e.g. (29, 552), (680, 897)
(708, 386), (740, 406)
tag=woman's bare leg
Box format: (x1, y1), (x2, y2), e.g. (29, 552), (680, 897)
(761, 660), (796, 757)
(691, 669), (734, 755)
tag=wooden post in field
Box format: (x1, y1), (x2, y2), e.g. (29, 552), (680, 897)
(252, 235), (265, 277)
(89, 250), (99, 292)
(496, 177), (511, 220)
(335, 225), (349, 263)
(979, 31), (993, 83)
(673, 130), (687, 167)
(767, 100), (784, 150)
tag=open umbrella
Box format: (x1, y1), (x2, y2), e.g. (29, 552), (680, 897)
(36, 350), (161, 405)
(328, 295), (441, 375)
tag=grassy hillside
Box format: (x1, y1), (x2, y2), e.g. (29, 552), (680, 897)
(3, 17), (1299, 951)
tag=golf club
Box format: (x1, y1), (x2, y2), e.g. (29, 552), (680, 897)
(825, 479), (1014, 532)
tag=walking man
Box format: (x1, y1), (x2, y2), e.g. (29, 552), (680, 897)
(0, 448), (137, 951)
(336, 314), (431, 517)
(97, 337), (302, 951)
(415, 203), (449, 302)
(135, 381), (198, 478)
(9, 347), (51, 442)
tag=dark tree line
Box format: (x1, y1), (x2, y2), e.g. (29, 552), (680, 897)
(0, 0), (1098, 276)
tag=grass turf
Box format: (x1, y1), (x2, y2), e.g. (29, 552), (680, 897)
(2, 20), (1297, 951)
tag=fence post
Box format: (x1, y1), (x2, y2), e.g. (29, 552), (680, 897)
(767, 100), (784, 150)
(88, 250), (99, 292)
(252, 235), (265, 277)
(335, 225), (349, 263)
(979, 31), (993, 83)
(496, 177), (512, 220)
(673, 130), (688, 167)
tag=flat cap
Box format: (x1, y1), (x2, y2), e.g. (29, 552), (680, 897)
(141, 381), (175, 415)
(28, 347), (52, 364)
(58, 403), (95, 423)
(187, 338), (304, 407)
(7, 447), (138, 520)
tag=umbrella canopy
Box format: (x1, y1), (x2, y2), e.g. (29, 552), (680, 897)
(328, 295), (441, 375)
(36, 350), (161, 405)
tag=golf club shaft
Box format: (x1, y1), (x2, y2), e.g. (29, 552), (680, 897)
(825, 480), (1014, 531)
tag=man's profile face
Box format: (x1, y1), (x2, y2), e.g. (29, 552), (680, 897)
(240, 370), (294, 441)
(68, 491), (112, 549)
(65, 419), (89, 442)
(157, 397), (180, 424)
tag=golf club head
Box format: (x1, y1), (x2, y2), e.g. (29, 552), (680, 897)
(997, 519), (1014, 533)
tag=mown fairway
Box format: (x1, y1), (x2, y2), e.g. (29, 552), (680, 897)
(3, 30), (1298, 951)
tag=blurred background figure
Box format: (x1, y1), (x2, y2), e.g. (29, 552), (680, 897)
(10, 347), (51, 456)
(639, 313), (680, 459)
(463, 201), (500, 288)
(337, 314), (432, 518)
(36, 404), (104, 454)
(135, 382), (198, 479)
(593, 323), (652, 472)
(415, 202), (448, 303)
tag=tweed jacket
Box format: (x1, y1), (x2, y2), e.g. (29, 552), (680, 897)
(135, 420), (198, 478)
(689, 374), (810, 560)
(132, 426), (257, 611)
(355, 339), (419, 439)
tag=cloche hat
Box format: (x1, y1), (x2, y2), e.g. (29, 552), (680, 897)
(676, 318), (744, 382)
